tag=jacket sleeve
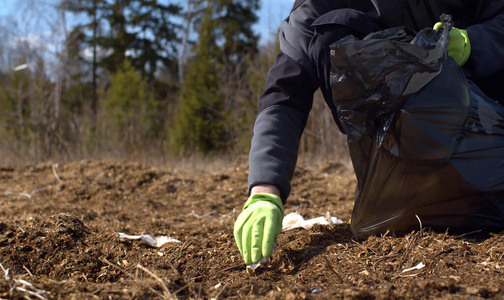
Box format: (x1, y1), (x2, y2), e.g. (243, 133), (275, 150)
(247, 0), (332, 202)
(247, 52), (317, 202)
(248, 0), (380, 201)
(465, 11), (504, 78)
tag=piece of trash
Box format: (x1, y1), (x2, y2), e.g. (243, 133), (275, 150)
(246, 243), (276, 271)
(402, 262), (425, 273)
(282, 211), (343, 231)
(247, 257), (268, 272)
(118, 232), (181, 248)
(310, 287), (323, 294)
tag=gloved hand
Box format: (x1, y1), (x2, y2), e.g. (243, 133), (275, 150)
(434, 22), (471, 66)
(233, 193), (284, 265)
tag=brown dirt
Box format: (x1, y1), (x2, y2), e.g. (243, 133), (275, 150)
(0, 160), (503, 299)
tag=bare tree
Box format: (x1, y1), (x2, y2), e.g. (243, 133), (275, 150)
(178, 0), (199, 85)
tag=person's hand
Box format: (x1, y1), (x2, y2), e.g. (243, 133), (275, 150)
(434, 22), (471, 66)
(233, 193), (284, 265)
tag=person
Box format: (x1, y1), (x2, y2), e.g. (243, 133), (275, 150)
(233, 0), (504, 266)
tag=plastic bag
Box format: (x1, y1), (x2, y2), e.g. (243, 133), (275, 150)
(282, 211), (343, 231)
(329, 15), (504, 238)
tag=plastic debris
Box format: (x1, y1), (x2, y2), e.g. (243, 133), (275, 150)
(402, 262), (425, 273)
(247, 257), (268, 272)
(246, 243), (276, 271)
(118, 232), (181, 248)
(282, 211), (343, 231)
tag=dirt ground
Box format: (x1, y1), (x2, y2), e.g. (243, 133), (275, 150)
(0, 160), (503, 299)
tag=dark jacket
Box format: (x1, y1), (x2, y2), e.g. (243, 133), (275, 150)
(248, 0), (504, 201)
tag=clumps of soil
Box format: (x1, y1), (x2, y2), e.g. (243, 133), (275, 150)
(0, 160), (503, 299)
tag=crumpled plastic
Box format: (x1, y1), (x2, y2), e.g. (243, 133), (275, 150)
(282, 211), (343, 231)
(247, 256), (269, 271)
(118, 232), (181, 247)
(330, 14), (504, 238)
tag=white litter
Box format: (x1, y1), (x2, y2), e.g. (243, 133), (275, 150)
(246, 243), (276, 271)
(402, 262), (425, 273)
(282, 211), (343, 231)
(118, 232), (181, 248)
(247, 257), (268, 271)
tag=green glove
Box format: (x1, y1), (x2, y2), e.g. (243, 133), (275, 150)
(434, 22), (471, 66)
(233, 193), (284, 265)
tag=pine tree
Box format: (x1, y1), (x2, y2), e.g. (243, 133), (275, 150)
(172, 0), (260, 155)
(128, 0), (182, 79)
(63, 0), (108, 130)
(101, 59), (157, 152)
(172, 7), (227, 154)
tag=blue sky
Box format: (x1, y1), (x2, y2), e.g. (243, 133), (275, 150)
(0, 0), (293, 72)
(254, 0), (293, 44)
(0, 0), (294, 45)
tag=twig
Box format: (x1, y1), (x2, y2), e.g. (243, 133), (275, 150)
(214, 282), (230, 300)
(14, 279), (50, 300)
(415, 215), (423, 231)
(178, 241), (192, 257)
(323, 256), (344, 283)
(173, 285), (188, 296)
(137, 264), (173, 299)
(148, 287), (166, 299)
(52, 164), (63, 185)
(351, 240), (377, 255)
(23, 265), (33, 277)
(0, 262), (9, 281)
(100, 257), (134, 278)
(30, 185), (49, 194)
(455, 230), (482, 239)
(187, 210), (228, 219)
(221, 264), (243, 272)
(396, 230), (423, 272)
(15, 286), (47, 300)
(439, 228), (450, 243)
(3, 191), (31, 199)
(166, 260), (181, 277)
(4, 185), (50, 199)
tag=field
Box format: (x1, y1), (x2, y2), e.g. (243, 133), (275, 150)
(1, 160), (503, 299)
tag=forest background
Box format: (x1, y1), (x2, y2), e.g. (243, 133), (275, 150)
(0, 0), (349, 169)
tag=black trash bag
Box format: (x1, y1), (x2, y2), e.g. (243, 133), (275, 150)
(330, 15), (504, 238)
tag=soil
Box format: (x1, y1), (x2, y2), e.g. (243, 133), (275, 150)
(0, 160), (503, 299)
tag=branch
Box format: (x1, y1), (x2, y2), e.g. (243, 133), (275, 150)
(137, 264), (173, 299)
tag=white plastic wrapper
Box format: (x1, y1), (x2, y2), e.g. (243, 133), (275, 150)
(246, 243), (276, 271)
(402, 262), (425, 273)
(118, 232), (181, 248)
(282, 211), (343, 231)
(247, 257), (268, 271)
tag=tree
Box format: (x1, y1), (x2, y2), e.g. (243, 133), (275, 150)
(172, 7), (227, 154)
(128, 0), (182, 79)
(0, 54), (61, 162)
(232, 40), (279, 151)
(172, 0), (260, 154)
(216, 0), (260, 63)
(60, 0), (183, 156)
(63, 0), (109, 131)
(101, 59), (157, 153)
